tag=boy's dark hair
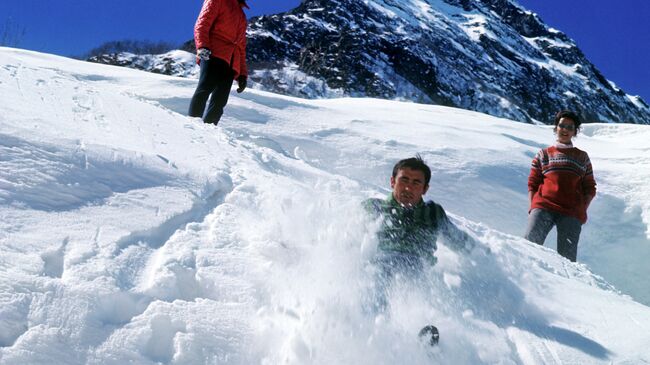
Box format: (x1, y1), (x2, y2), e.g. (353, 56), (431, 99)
(392, 155), (431, 185)
(553, 110), (582, 134)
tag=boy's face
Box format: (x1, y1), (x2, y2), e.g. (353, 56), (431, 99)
(391, 167), (429, 207)
(555, 117), (576, 144)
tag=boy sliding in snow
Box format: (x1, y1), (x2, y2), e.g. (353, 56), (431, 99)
(363, 156), (476, 345)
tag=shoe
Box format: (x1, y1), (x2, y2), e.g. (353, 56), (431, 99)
(418, 325), (439, 346)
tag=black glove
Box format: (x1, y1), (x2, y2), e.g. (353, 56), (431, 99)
(236, 75), (247, 93)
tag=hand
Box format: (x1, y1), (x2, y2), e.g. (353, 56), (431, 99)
(236, 75), (247, 93)
(197, 48), (211, 61)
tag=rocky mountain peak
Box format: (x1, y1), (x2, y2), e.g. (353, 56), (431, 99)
(92, 0), (650, 124)
(242, 0), (649, 124)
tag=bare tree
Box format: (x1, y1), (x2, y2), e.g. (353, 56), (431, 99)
(0, 18), (26, 47)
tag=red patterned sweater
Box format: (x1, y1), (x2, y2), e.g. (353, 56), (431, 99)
(528, 143), (597, 223)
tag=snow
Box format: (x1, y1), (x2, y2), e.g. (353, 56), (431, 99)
(460, 13), (494, 42)
(563, 91), (578, 99)
(523, 35), (574, 50)
(246, 29), (287, 44)
(626, 94), (647, 110)
(284, 14), (337, 33)
(250, 62), (345, 99)
(366, 1), (399, 20)
(1, 47), (650, 364)
(527, 58), (582, 78)
(107, 50), (199, 79)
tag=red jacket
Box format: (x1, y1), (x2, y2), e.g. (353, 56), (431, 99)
(194, 0), (248, 78)
(528, 145), (597, 223)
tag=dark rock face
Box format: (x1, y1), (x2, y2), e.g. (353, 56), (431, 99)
(90, 0), (649, 124)
(242, 0), (648, 124)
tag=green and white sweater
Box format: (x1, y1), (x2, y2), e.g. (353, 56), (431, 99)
(364, 194), (473, 262)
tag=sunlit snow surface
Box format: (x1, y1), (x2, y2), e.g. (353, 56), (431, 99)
(1, 47), (650, 364)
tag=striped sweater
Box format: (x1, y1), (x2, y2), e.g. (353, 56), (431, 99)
(528, 143), (597, 223)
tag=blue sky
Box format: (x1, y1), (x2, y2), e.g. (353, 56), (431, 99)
(1, 0), (648, 103)
(517, 0), (649, 103)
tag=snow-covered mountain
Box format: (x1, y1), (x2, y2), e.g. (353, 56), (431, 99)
(242, 0), (649, 124)
(90, 0), (649, 125)
(3, 47), (650, 364)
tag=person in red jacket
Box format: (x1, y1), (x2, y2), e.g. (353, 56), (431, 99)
(188, 0), (249, 125)
(524, 110), (597, 262)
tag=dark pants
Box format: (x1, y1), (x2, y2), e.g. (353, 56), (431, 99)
(524, 208), (582, 262)
(188, 57), (235, 125)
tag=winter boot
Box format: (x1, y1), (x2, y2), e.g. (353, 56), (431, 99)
(418, 325), (439, 346)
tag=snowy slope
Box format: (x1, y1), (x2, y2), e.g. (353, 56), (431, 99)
(1, 47), (650, 364)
